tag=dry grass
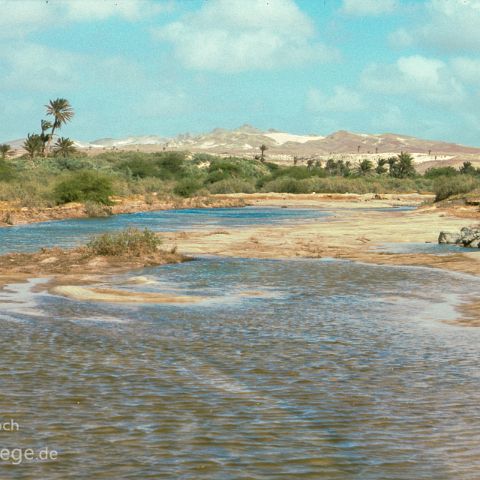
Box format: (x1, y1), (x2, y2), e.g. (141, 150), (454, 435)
(86, 228), (161, 257)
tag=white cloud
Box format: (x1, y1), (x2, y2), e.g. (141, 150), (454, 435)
(0, 43), (77, 91)
(65, 0), (170, 21)
(307, 86), (364, 112)
(154, 0), (337, 72)
(0, 0), (169, 37)
(0, 42), (146, 93)
(341, 0), (397, 16)
(361, 55), (466, 106)
(451, 57), (480, 84)
(390, 0), (480, 52)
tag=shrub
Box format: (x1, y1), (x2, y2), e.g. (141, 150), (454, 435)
(118, 158), (161, 178)
(0, 160), (14, 181)
(433, 175), (480, 201)
(208, 179), (256, 194)
(424, 166), (458, 179)
(87, 227), (161, 256)
(54, 171), (114, 205)
(173, 178), (203, 197)
(262, 177), (310, 193)
(272, 166), (313, 180)
(84, 201), (112, 217)
(157, 152), (186, 175)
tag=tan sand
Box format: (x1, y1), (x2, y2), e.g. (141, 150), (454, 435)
(51, 285), (203, 304)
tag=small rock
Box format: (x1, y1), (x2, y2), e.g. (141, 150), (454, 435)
(438, 231), (461, 244)
(439, 225), (480, 248)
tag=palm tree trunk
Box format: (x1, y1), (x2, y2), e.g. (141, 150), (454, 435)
(45, 125), (56, 156)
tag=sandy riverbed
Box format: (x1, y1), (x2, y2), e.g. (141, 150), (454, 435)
(160, 195), (480, 275)
(1, 193), (480, 321)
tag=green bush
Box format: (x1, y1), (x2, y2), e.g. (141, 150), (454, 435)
(206, 157), (270, 184)
(272, 166), (313, 180)
(173, 178), (203, 197)
(433, 175), (480, 201)
(54, 171), (114, 205)
(424, 166), (458, 179)
(262, 177), (311, 193)
(119, 158), (161, 178)
(157, 152), (186, 175)
(0, 160), (15, 181)
(87, 227), (161, 256)
(208, 179), (256, 194)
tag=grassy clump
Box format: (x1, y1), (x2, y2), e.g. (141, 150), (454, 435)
(54, 171), (114, 205)
(433, 175), (480, 201)
(0, 160), (15, 181)
(261, 176), (432, 195)
(207, 178), (256, 194)
(84, 201), (112, 217)
(87, 227), (161, 256)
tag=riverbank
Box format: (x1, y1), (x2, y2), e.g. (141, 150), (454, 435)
(0, 194), (247, 226)
(0, 192), (436, 227)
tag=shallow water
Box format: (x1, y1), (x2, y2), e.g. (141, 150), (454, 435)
(374, 242), (479, 255)
(0, 206), (330, 254)
(1, 257), (480, 479)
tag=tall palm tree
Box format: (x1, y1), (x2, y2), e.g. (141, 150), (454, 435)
(53, 137), (77, 158)
(45, 98), (74, 155)
(0, 144), (13, 159)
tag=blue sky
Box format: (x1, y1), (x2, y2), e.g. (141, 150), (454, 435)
(1, 0), (480, 145)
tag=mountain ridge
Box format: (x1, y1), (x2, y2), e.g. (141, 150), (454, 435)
(4, 126), (480, 167)
(83, 125), (480, 155)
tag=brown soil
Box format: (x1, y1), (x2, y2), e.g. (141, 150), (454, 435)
(0, 246), (188, 288)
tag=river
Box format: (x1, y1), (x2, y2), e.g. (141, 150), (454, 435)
(0, 207), (479, 479)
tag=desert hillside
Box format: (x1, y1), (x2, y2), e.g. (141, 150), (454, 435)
(4, 125), (480, 169)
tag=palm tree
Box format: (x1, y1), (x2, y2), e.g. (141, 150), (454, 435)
(375, 158), (388, 175)
(0, 144), (13, 159)
(45, 98), (74, 155)
(23, 134), (43, 159)
(40, 119), (53, 157)
(259, 144), (268, 162)
(387, 157), (397, 176)
(460, 161), (476, 175)
(357, 159), (373, 176)
(392, 152), (415, 178)
(53, 137), (77, 158)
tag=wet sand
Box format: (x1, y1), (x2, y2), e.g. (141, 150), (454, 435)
(51, 285), (204, 304)
(162, 197), (480, 276)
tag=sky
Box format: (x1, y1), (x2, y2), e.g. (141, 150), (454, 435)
(1, 0), (480, 145)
